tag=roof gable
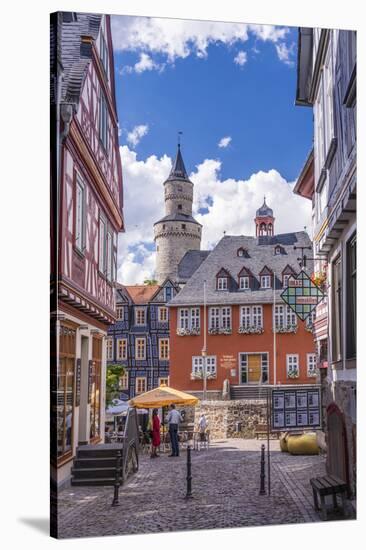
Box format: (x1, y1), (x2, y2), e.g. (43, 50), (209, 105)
(259, 265), (273, 276)
(124, 284), (160, 304)
(238, 266), (253, 277)
(216, 268), (231, 278)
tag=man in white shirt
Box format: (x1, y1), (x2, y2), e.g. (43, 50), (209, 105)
(167, 404), (182, 457)
(198, 414), (208, 441)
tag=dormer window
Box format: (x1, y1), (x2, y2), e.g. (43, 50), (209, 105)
(217, 277), (228, 291)
(260, 275), (271, 289)
(275, 246), (281, 255)
(237, 247), (249, 258)
(283, 274), (290, 287)
(282, 265), (296, 287)
(239, 276), (250, 290)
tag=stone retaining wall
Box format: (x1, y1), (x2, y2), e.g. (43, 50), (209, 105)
(186, 400), (268, 439)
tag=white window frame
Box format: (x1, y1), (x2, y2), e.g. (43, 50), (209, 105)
(260, 275), (271, 289)
(158, 377), (169, 387)
(209, 307), (220, 329)
(307, 353), (317, 377)
(99, 217), (106, 273)
(217, 277), (228, 291)
(135, 377), (147, 394)
(135, 307), (146, 326)
(285, 305), (297, 326)
(100, 32), (109, 79)
(116, 338), (128, 360)
(283, 274), (291, 287)
(221, 307), (232, 329)
(240, 306), (251, 328)
(252, 306), (263, 328)
(135, 338), (146, 360)
(192, 356), (217, 376)
(116, 305), (124, 320)
(99, 92), (108, 151)
(179, 308), (189, 329)
(286, 354), (299, 377)
(190, 307), (200, 329)
(159, 338), (169, 360)
(239, 276), (250, 290)
(158, 306), (168, 323)
(75, 176), (86, 252)
(106, 337), (113, 361)
(119, 371), (128, 390)
(106, 231), (112, 281)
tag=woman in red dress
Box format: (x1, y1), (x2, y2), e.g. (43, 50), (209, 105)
(151, 408), (161, 458)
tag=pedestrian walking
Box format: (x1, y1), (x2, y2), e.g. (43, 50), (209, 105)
(167, 404), (182, 457)
(198, 413), (208, 442)
(151, 408), (161, 458)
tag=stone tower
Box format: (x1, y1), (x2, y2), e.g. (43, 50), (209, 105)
(154, 143), (202, 284)
(254, 197), (275, 236)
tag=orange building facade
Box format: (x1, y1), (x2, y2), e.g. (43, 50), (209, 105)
(168, 200), (317, 396)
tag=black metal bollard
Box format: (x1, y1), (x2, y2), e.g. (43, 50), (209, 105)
(259, 444), (266, 495)
(185, 445), (193, 499)
(112, 450), (122, 506)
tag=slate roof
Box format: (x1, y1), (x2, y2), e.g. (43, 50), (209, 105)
(169, 232), (313, 306)
(165, 144), (192, 183)
(50, 12), (102, 105)
(124, 285), (161, 304)
(177, 250), (211, 282)
(154, 212), (202, 226)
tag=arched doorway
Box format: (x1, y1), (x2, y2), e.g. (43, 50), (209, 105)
(326, 403), (349, 492)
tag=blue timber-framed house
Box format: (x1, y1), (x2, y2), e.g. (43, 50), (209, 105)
(107, 279), (179, 399)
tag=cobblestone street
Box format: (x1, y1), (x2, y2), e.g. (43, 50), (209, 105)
(57, 438), (331, 538)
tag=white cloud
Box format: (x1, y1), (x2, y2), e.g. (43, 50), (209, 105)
(122, 52), (165, 74)
(111, 16), (292, 67)
(218, 136), (232, 148)
(275, 42), (296, 66)
(117, 146), (312, 284)
(126, 124), (149, 147)
(234, 50), (247, 66)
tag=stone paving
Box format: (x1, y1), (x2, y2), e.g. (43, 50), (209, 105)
(57, 438), (332, 539)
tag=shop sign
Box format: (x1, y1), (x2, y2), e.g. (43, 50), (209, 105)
(281, 271), (325, 321)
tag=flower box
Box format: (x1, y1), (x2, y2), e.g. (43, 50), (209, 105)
(287, 368), (299, 379)
(307, 369), (317, 377)
(208, 327), (232, 335)
(238, 326), (264, 335)
(176, 327), (200, 336)
(190, 371), (216, 380)
(274, 324), (297, 334)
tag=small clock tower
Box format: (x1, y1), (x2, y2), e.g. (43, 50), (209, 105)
(255, 197), (275, 237)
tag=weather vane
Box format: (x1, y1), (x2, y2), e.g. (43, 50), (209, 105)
(178, 130), (183, 146)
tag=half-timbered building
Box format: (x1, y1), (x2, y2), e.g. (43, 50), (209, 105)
(295, 28), (356, 498)
(50, 12), (124, 486)
(107, 280), (179, 399)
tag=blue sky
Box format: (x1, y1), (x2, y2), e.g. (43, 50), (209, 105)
(110, 16), (313, 284)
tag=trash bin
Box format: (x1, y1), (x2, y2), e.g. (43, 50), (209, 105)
(235, 421), (242, 432)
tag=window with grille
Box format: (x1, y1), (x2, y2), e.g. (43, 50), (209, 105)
(106, 232), (112, 281)
(100, 32), (109, 78)
(260, 275), (271, 288)
(274, 305), (285, 328)
(119, 372), (128, 390)
(116, 338), (127, 360)
(209, 308), (220, 329)
(252, 306), (263, 328)
(190, 308), (200, 329)
(75, 177), (86, 252)
(307, 354), (317, 376)
(217, 277), (228, 290)
(106, 337), (113, 360)
(179, 308), (189, 329)
(332, 255), (342, 362)
(283, 274), (291, 287)
(135, 307), (146, 326)
(286, 305), (297, 326)
(99, 217), (106, 274)
(221, 307), (231, 329)
(192, 356), (217, 376)
(159, 339), (169, 360)
(90, 337), (102, 441)
(240, 306), (251, 328)
(135, 338), (146, 360)
(99, 92), (108, 151)
(158, 377), (169, 387)
(239, 276), (250, 290)
(116, 305), (124, 320)
(286, 354), (299, 377)
(135, 377), (147, 394)
(158, 306), (168, 322)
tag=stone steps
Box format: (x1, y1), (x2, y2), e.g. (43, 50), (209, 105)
(230, 385), (270, 401)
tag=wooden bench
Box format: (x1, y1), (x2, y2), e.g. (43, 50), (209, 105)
(310, 475), (348, 520)
(254, 424), (280, 439)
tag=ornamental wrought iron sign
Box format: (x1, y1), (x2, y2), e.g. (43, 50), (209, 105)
(280, 270), (325, 321)
(271, 386), (321, 431)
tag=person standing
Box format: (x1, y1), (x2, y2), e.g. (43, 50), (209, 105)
(198, 413), (208, 442)
(167, 404), (182, 457)
(151, 409), (161, 458)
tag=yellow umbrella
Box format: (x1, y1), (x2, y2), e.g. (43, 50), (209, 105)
(129, 383), (199, 408)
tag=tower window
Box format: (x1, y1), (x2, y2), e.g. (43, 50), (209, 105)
(178, 186), (183, 192)
(163, 224), (165, 229)
(182, 224), (186, 229)
(178, 204), (182, 210)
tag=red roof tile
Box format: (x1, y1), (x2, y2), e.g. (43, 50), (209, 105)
(124, 285), (160, 304)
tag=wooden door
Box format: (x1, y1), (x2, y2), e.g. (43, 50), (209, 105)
(248, 355), (261, 383)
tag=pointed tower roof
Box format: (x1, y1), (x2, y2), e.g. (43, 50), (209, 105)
(256, 196), (274, 218)
(165, 144), (192, 183)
